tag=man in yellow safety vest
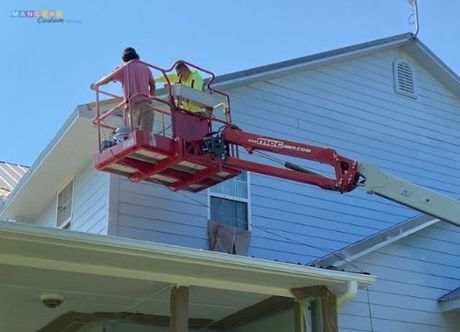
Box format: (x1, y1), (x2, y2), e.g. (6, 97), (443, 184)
(160, 62), (205, 113)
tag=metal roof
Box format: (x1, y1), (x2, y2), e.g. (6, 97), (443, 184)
(312, 214), (440, 268)
(0, 161), (28, 198)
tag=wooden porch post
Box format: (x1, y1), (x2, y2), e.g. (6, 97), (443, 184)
(169, 285), (190, 332)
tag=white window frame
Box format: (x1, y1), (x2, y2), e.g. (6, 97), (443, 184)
(56, 179), (74, 229)
(207, 172), (252, 230)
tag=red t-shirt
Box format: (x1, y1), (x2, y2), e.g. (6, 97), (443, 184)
(112, 61), (153, 105)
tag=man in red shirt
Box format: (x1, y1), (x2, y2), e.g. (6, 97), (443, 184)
(93, 47), (156, 131)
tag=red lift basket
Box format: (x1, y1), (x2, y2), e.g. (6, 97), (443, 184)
(92, 60), (360, 193)
(92, 60), (241, 192)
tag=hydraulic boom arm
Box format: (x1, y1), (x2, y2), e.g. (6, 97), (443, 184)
(358, 163), (460, 226)
(218, 127), (360, 192)
(210, 127), (460, 226)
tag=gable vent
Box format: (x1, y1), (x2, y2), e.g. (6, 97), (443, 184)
(393, 59), (416, 98)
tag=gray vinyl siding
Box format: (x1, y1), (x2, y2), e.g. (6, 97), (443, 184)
(33, 161), (109, 232)
(70, 160), (109, 234)
(339, 222), (460, 332)
(114, 177), (209, 248)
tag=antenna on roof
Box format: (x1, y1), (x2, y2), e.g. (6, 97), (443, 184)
(406, 0), (420, 38)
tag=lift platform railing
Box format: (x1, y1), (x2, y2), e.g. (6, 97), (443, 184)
(91, 60), (233, 152)
(92, 60), (243, 192)
(91, 60), (176, 152)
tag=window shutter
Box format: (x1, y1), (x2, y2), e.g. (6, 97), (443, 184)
(57, 181), (73, 228)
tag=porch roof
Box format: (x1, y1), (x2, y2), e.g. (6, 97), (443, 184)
(0, 221), (374, 331)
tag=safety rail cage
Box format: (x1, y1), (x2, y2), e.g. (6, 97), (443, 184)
(91, 60), (233, 152)
(90, 60), (241, 192)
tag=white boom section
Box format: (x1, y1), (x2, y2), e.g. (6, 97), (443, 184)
(358, 162), (460, 226)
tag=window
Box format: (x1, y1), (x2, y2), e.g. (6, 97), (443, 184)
(57, 180), (73, 229)
(209, 172), (250, 230)
(393, 59), (417, 98)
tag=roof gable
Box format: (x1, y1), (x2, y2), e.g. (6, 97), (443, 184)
(214, 33), (460, 99)
(0, 106), (96, 219)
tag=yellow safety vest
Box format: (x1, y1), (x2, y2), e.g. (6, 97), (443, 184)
(158, 71), (205, 113)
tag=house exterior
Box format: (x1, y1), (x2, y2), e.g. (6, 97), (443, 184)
(1, 33), (459, 331)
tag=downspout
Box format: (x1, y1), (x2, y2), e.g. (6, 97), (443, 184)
(337, 280), (358, 306)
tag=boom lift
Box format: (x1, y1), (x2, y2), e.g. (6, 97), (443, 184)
(91, 60), (460, 226)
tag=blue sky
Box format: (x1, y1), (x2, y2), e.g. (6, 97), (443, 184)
(1, 0), (459, 166)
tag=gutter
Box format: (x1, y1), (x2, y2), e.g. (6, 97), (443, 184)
(337, 280), (358, 306)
